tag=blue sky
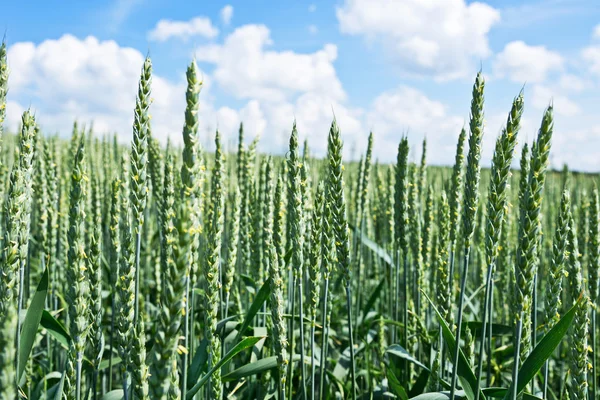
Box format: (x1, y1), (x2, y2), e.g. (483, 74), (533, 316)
(3, 0), (600, 170)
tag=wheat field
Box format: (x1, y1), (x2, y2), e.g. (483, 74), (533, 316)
(0, 40), (598, 400)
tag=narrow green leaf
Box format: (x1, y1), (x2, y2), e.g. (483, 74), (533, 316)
(422, 291), (485, 400)
(362, 278), (386, 322)
(186, 336), (265, 399)
(387, 368), (408, 400)
(32, 371), (62, 399)
(505, 296), (582, 399)
(409, 369), (430, 397)
(482, 388), (542, 400)
(351, 223), (393, 266)
(222, 355), (278, 381)
(465, 321), (513, 338)
(235, 280), (270, 341)
(410, 391), (464, 400)
(41, 310), (71, 348)
(51, 372), (66, 400)
(187, 338), (208, 389)
(99, 356), (121, 370)
(101, 389), (124, 399)
(18, 266), (49, 381)
(386, 344), (430, 371)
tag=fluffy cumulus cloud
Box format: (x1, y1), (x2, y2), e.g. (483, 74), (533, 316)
(7, 35), (148, 134)
(582, 45), (600, 76)
(593, 24), (600, 40)
(3, 32), (359, 157)
(220, 5), (233, 26)
(192, 24), (364, 155)
(366, 86), (464, 163)
(6, 20), (600, 171)
(4, 34), (236, 146)
(336, 0), (500, 80)
(148, 17), (219, 42)
(493, 41), (564, 83)
(551, 124), (600, 170)
(196, 25), (345, 102)
(531, 85), (580, 117)
(580, 25), (600, 77)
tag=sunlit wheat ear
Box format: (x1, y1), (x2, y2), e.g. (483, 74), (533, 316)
(0, 38), (8, 141)
(130, 55), (151, 324)
(149, 151), (184, 399)
(545, 190), (570, 331)
(205, 130), (224, 399)
(436, 191), (451, 325)
(541, 188), (570, 398)
(0, 110), (36, 399)
(393, 136), (410, 376)
(178, 59), (204, 400)
(223, 186), (241, 319)
(87, 173), (104, 392)
(476, 90), (522, 397)
(449, 127), (467, 253)
(422, 185), (434, 278)
(286, 122), (307, 398)
(450, 71), (485, 400)
(327, 118), (357, 400)
(409, 163), (424, 320)
(589, 187), (600, 305)
(108, 177), (122, 390)
(394, 137), (409, 256)
(180, 58), (203, 285)
(308, 180), (325, 397)
(515, 105), (554, 359)
(567, 208), (590, 400)
(66, 138), (88, 400)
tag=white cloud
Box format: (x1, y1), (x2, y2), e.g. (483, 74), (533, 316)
(558, 74), (585, 92)
(220, 5), (233, 25)
(3, 34), (358, 158)
(148, 17), (219, 42)
(531, 84), (580, 117)
(493, 41), (563, 83)
(196, 25), (345, 102)
(5, 100), (25, 132)
(336, 0), (500, 80)
(582, 45), (600, 76)
(550, 124), (600, 171)
(366, 86), (463, 163)
(308, 25), (318, 35)
(109, 0), (143, 30)
(4, 34), (227, 145)
(593, 23), (600, 40)
(204, 94), (364, 158)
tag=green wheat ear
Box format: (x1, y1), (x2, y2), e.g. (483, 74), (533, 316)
(131, 55), (152, 233)
(66, 137), (89, 400)
(436, 191), (451, 325)
(449, 127), (467, 249)
(149, 151), (184, 399)
(567, 208), (590, 400)
(516, 105), (554, 358)
(545, 189), (570, 331)
(327, 117), (357, 399)
(589, 187), (600, 305)
(394, 136), (410, 255)
(0, 39), (8, 142)
(0, 110), (37, 399)
(463, 72), (485, 248)
(450, 71), (485, 400)
(205, 130), (225, 399)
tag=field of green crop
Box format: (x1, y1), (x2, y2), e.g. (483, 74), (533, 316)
(0, 39), (599, 400)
